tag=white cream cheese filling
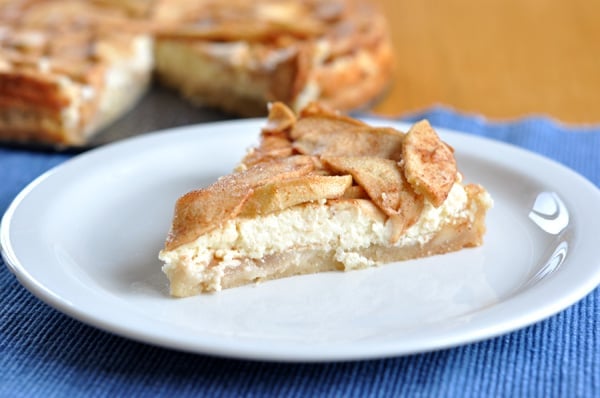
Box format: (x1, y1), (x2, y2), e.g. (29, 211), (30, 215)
(159, 182), (476, 283)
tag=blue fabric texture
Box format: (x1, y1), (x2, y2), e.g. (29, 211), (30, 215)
(1, 108), (599, 397)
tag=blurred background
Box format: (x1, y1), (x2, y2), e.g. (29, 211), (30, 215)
(372, 0), (600, 124)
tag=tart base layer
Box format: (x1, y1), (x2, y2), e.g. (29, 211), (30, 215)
(164, 204), (487, 297)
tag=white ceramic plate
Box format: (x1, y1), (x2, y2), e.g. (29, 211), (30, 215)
(2, 119), (600, 362)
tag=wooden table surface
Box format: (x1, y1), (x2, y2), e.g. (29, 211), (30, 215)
(371, 0), (600, 125)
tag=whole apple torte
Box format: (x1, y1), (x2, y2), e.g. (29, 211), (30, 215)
(0, 0), (153, 145)
(0, 0), (393, 145)
(159, 102), (493, 296)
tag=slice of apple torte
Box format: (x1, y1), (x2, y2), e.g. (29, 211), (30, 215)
(159, 102), (493, 296)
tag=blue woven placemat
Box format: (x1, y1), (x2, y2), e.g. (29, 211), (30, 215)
(1, 108), (599, 397)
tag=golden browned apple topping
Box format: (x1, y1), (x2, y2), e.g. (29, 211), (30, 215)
(165, 102), (459, 250)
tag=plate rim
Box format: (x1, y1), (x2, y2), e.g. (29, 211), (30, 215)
(2, 118), (600, 362)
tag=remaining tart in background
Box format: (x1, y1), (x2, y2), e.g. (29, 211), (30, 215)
(0, 0), (394, 145)
(0, 0), (153, 145)
(151, 0), (394, 116)
(159, 102), (493, 297)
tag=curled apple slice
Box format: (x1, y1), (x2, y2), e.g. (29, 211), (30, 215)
(402, 120), (457, 207)
(240, 174), (352, 216)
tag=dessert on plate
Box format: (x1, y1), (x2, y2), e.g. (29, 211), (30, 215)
(159, 102), (493, 297)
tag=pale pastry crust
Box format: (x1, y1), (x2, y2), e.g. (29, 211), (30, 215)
(159, 102), (493, 296)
